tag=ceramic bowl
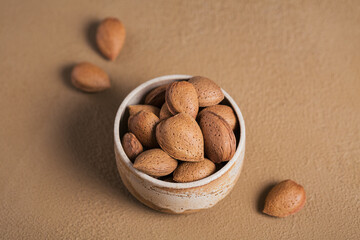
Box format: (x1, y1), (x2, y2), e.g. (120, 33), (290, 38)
(114, 75), (245, 214)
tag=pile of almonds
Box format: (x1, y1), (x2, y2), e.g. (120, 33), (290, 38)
(121, 76), (238, 183)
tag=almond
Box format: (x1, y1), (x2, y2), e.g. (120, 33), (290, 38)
(159, 103), (173, 120)
(200, 105), (237, 131)
(96, 17), (126, 61)
(121, 132), (143, 161)
(156, 113), (204, 161)
(144, 84), (168, 107)
(263, 180), (306, 218)
(128, 105), (160, 117)
(128, 111), (159, 148)
(133, 149), (178, 177)
(71, 62), (110, 92)
(189, 76), (224, 107)
(199, 111), (236, 163)
(173, 158), (216, 183)
(165, 81), (199, 118)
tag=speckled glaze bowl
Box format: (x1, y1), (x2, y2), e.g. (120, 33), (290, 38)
(114, 75), (246, 214)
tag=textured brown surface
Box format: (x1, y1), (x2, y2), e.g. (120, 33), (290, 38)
(0, 0), (359, 239)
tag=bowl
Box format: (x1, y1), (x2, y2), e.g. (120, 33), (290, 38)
(114, 75), (246, 214)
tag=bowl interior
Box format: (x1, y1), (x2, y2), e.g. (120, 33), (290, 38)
(114, 75), (245, 189)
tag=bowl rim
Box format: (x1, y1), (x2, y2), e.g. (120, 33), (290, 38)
(114, 74), (245, 189)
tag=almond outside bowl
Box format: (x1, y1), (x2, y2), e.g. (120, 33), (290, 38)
(114, 75), (246, 214)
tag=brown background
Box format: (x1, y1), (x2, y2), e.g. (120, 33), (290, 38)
(1, 0), (359, 239)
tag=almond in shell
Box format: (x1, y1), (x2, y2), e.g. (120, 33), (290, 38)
(156, 113), (204, 161)
(122, 132), (143, 161)
(200, 105), (237, 131)
(71, 62), (110, 92)
(263, 180), (306, 218)
(144, 84), (168, 107)
(189, 76), (224, 107)
(133, 149), (178, 177)
(199, 111), (236, 163)
(159, 103), (173, 120)
(128, 105), (160, 117)
(96, 17), (126, 61)
(128, 110), (159, 148)
(173, 158), (216, 183)
(165, 81), (199, 118)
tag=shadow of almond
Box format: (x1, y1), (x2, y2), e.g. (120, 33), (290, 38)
(64, 89), (124, 185)
(61, 64), (77, 91)
(58, 79), (157, 212)
(257, 182), (277, 214)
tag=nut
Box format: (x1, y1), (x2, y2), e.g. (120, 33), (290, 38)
(156, 113), (204, 161)
(71, 62), (110, 92)
(199, 111), (236, 163)
(128, 110), (159, 148)
(189, 76), (224, 107)
(133, 149), (178, 177)
(144, 84), (168, 107)
(128, 105), (160, 117)
(96, 17), (126, 61)
(121, 132), (143, 161)
(263, 179), (306, 218)
(165, 81), (199, 118)
(159, 103), (173, 120)
(200, 105), (237, 131)
(173, 158), (216, 183)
